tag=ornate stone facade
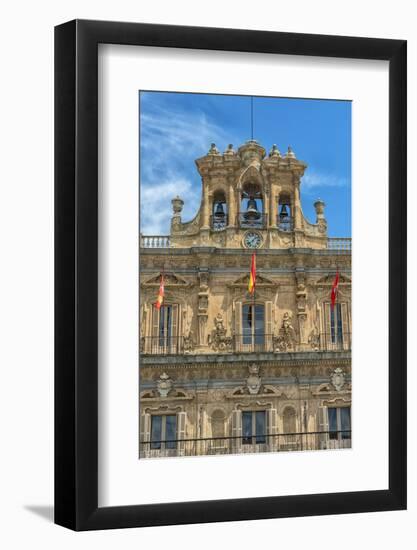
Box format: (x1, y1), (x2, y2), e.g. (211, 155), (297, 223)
(139, 140), (351, 458)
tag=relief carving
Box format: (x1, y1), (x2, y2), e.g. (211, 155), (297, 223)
(208, 312), (233, 352)
(273, 311), (296, 352)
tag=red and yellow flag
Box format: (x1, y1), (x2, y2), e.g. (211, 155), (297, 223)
(248, 253), (256, 295)
(155, 274), (165, 309)
(330, 270), (339, 310)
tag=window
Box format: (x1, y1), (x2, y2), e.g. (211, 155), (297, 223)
(152, 304), (178, 352)
(150, 414), (177, 450)
(330, 303), (343, 344)
(242, 410), (266, 444)
(328, 407), (351, 440)
(323, 302), (350, 350)
(242, 304), (264, 346)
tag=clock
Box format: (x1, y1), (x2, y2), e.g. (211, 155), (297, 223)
(244, 231), (262, 249)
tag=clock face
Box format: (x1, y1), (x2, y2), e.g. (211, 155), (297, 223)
(244, 231), (262, 249)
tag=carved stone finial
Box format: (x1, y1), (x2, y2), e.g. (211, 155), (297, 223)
(171, 195), (184, 216)
(224, 143), (235, 155)
(313, 199), (327, 233)
(208, 143), (220, 155)
(269, 144), (281, 157)
(314, 198), (326, 217)
(157, 372), (173, 398)
(286, 146), (296, 159)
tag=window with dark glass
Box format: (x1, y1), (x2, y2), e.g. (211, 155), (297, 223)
(242, 410), (266, 444)
(158, 305), (173, 347)
(328, 407), (351, 440)
(150, 414), (177, 450)
(330, 303), (343, 344)
(242, 304), (264, 346)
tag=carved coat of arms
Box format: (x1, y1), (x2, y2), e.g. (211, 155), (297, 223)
(330, 368), (345, 391)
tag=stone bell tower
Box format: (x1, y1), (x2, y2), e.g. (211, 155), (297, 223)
(169, 140), (328, 250)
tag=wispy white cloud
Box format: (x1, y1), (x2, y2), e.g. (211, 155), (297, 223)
(302, 171), (350, 193)
(140, 176), (200, 235)
(140, 101), (234, 234)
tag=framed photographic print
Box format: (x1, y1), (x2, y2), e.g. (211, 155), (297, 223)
(55, 20), (406, 531)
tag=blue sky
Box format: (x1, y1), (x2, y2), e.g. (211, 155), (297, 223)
(139, 91), (351, 237)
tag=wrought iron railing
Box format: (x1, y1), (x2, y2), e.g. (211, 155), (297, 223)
(210, 214), (228, 231)
(327, 237), (351, 251)
(139, 430), (352, 458)
(277, 216), (294, 232)
(141, 336), (185, 355)
(233, 334), (275, 353)
(140, 332), (351, 355)
(320, 332), (351, 352)
(140, 235), (171, 248)
(237, 212), (267, 229)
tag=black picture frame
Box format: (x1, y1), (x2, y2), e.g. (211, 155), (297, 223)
(55, 19), (407, 531)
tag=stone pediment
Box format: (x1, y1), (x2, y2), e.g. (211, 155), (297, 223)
(228, 273), (276, 287)
(316, 273), (351, 285)
(142, 272), (191, 287)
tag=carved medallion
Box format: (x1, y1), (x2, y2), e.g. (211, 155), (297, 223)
(330, 368), (345, 392)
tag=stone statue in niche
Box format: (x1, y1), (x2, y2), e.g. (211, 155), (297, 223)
(183, 331), (195, 354)
(308, 324), (320, 351)
(208, 312), (233, 352)
(273, 311), (296, 352)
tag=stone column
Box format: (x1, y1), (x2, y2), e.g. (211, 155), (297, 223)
(269, 185), (277, 227)
(227, 182), (236, 226)
(202, 179), (210, 229)
(293, 176), (302, 229)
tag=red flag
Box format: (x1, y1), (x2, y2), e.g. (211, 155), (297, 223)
(155, 274), (164, 309)
(330, 270), (340, 310)
(248, 253), (256, 295)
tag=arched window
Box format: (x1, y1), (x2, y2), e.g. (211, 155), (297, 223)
(278, 193), (293, 231)
(211, 190), (227, 231)
(239, 183), (265, 228)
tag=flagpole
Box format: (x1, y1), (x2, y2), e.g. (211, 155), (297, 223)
(251, 96), (254, 140)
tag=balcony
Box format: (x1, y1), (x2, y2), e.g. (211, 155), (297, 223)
(140, 235), (171, 248)
(139, 430), (352, 458)
(140, 234), (352, 251)
(140, 333), (351, 355)
(237, 212), (267, 229)
(141, 336), (186, 355)
(327, 237), (351, 251)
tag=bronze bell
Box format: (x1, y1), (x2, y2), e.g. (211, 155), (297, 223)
(244, 197), (261, 221)
(214, 202), (225, 218)
(279, 204), (289, 220)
